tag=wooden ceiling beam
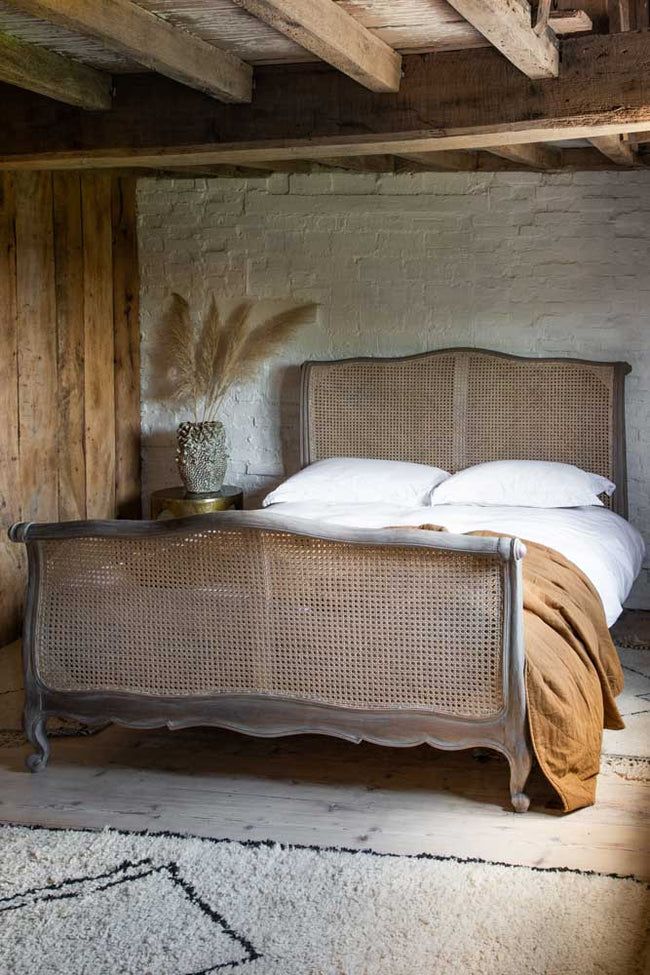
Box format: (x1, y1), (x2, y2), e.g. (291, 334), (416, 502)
(230, 0), (401, 92)
(444, 0), (559, 77)
(3, 0), (252, 102)
(589, 133), (641, 165)
(396, 146), (643, 173)
(2, 33), (650, 170)
(180, 146), (646, 175)
(548, 8), (593, 33)
(486, 142), (562, 169)
(0, 28), (111, 109)
(608, 0), (632, 31)
(628, 130), (650, 145)
(637, 0), (650, 29)
(558, 146), (647, 169)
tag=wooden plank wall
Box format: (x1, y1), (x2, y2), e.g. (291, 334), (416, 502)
(0, 172), (141, 646)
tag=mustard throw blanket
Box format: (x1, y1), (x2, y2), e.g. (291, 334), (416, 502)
(419, 527), (624, 811)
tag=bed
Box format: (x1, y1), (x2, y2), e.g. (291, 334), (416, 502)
(9, 348), (643, 813)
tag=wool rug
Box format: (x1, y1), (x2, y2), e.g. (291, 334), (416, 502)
(0, 823), (648, 975)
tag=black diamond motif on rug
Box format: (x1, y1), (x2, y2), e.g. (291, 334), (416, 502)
(0, 857), (261, 974)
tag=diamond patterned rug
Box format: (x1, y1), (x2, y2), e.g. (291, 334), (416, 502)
(0, 824), (648, 975)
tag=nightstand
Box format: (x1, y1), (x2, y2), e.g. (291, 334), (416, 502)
(150, 485), (244, 520)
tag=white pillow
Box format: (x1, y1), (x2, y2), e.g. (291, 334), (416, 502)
(428, 460), (615, 508)
(263, 458), (450, 508)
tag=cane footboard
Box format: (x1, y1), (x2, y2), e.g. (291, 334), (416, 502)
(10, 512), (532, 812)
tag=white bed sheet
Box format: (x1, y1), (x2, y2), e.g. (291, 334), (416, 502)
(262, 501), (645, 626)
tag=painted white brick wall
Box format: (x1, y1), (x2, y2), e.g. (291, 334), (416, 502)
(138, 171), (650, 608)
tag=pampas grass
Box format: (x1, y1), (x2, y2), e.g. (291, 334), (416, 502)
(157, 293), (316, 422)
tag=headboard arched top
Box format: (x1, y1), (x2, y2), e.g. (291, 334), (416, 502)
(300, 347), (630, 517)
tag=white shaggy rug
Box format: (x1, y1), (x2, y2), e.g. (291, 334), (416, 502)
(0, 824), (648, 975)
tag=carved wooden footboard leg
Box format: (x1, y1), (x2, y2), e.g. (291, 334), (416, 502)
(15, 524), (51, 773)
(24, 697), (50, 772)
(508, 744), (533, 813)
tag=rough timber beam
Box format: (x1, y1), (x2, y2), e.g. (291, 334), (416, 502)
(2, 34), (650, 170)
(0, 27), (111, 109)
(486, 143), (562, 169)
(231, 0), (401, 92)
(3, 0), (252, 102)
(589, 133), (641, 165)
(84, 146), (643, 177)
(548, 9), (593, 33)
(395, 147), (641, 173)
(444, 0), (559, 78)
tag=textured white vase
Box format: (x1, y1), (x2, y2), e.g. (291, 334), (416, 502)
(176, 420), (227, 494)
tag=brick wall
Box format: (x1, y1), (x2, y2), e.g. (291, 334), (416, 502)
(138, 170), (649, 607)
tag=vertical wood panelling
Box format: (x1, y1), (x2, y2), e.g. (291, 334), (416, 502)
(0, 174), (19, 530)
(53, 172), (86, 521)
(0, 173), (25, 645)
(15, 172), (58, 524)
(112, 177), (142, 518)
(82, 174), (116, 519)
(0, 171), (140, 644)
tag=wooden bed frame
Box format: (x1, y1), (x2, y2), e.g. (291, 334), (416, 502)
(9, 348), (631, 813)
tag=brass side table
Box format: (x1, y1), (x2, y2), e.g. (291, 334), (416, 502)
(150, 485), (243, 520)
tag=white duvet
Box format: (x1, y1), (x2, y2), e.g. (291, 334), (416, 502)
(262, 501), (645, 626)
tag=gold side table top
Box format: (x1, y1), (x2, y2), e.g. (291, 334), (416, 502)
(150, 485), (243, 520)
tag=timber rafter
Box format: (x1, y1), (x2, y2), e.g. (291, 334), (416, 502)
(1, 34), (650, 171)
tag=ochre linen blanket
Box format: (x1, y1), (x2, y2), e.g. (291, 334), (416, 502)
(516, 536), (623, 811)
(420, 527), (624, 812)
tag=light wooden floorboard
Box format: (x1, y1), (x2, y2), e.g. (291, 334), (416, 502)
(1, 724), (648, 880)
(2, 636), (648, 881)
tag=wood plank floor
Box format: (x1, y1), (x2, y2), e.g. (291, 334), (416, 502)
(0, 723), (647, 880)
(1, 633), (648, 882)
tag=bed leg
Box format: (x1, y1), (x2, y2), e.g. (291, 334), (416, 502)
(508, 745), (532, 813)
(24, 707), (50, 773)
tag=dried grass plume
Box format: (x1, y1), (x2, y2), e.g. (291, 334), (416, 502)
(156, 293), (317, 422)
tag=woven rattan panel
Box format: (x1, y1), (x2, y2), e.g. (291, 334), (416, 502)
(305, 355), (457, 470)
(463, 354), (615, 507)
(36, 529), (505, 717)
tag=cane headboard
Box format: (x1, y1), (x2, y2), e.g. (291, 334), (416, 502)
(300, 348), (630, 517)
